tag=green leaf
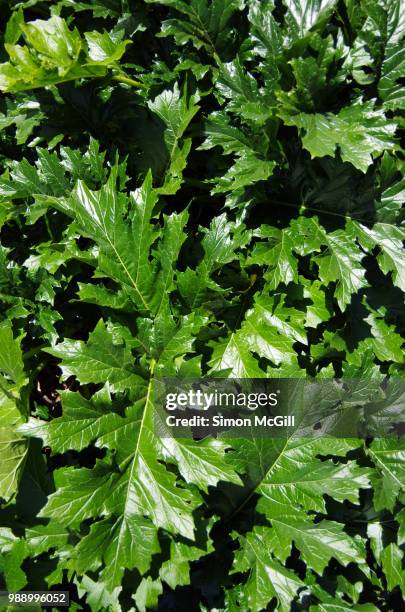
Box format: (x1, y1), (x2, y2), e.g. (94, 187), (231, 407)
(40, 416), (200, 542)
(211, 151), (275, 194)
(397, 508), (405, 545)
(354, 222), (405, 292)
(248, 0), (283, 71)
(267, 517), (366, 574)
(368, 438), (405, 511)
(134, 576), (163, 612)
(159, 536), (213, 588)
(0, 392), (28, 501)
(57, 0), (124, 18)
(76, 575), (121, 612)
(281, 100), (397, 172)
(0, 322), (28, 501)
(84, 32), (129, 64)
(19, 387), (124, 454)
(49, 170), (188, 315)
(26, 523), (69, 556)
(0, 139), (109, 209)
(148, 84), (199, 193)
(376, 153), (405, 223)
(310, 585), (379, 611)
(367, 521), (384, 562)
(27, 321), (241, 586)
(233, 527), (304, 611)
(75, 516), (160, 590)
(46, 320), (145, 395)
(224, 434), (371, 604)
(154, 410), (242, 491)
(209, 294), (306, 374)
(302, 278), (331, 328)
(136, 311), (206, 370)
(247, 226), (299, 289)
(0, 529), (28, 591)
(283, 0), (338, 41)
(0, 16), (130, 93)
(199, 111), (253, 155)
(364, 307), (404, 363)
(208, 331), (267, 377)
(201, 110), (274, 196)
(178, 214), (246, 308)
(378, 0), (405, 111)
(146, 0), (245, 55)
(254, 439), (370, 517)
(0, 321), (26, 390)
(380, 543), (405, 593)
(313, 224), (368, 310)
(217, 57), (272, 124)
(279, 217), (368, 310)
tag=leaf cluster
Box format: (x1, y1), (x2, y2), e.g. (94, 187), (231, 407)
(0, 0), (404, 610)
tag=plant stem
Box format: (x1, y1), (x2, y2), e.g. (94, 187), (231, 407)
(112, 74), (145, 89)
(44, 213), (55, 241)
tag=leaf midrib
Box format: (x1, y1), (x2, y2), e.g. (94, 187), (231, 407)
(122, 359), (156, 518)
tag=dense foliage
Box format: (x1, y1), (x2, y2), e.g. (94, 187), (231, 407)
(0, 0), (404, 610)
